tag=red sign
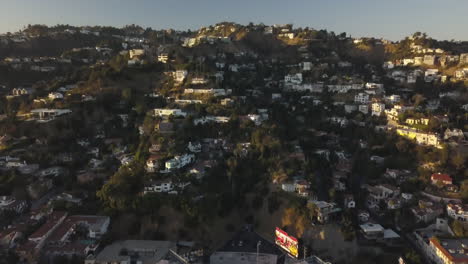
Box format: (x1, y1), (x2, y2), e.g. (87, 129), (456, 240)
(275, 227), (299, 258)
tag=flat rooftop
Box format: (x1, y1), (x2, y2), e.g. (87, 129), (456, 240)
(94, 240), (176, 264)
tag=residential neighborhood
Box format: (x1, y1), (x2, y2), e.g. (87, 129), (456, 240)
(0, 17), (467, 264)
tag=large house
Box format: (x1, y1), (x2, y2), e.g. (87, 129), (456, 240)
(447, 203), (468, 222)
(396, 128), (441, 148)
(309, 200), (340, 223)
(165, 154), (195, 170)
(153, 108), (186, 118)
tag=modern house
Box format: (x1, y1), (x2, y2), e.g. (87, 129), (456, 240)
(165, 154), (195, 170)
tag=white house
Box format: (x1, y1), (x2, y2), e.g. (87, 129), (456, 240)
(281, 183), (295, 192)
(153, 109), (186, 118)
(165, 154), (195, 170)
(174, 70), (188, 83)
(358, 105), (369, 114)
(193, 116), (230, 125)
(30, 109), (72, 122)
(354, 93), (369, 104)
(447, 203), (468, 222)
(301, 62), (313, 71)
(129, 49), (145, 59)
(360, 223), (384, 240)
(365, 83), (384, 90)
(284, 73), (303, 85)
(424, 69), (440, 82)
(144, 181), (191, 194)
(371, 103), (385, 116)
(403, 58), (415, 66)
(48, 92), (63, 100)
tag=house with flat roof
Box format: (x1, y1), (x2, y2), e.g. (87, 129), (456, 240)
(85, 240), (176, 264)
(29, 108), (72, 122)
(428, 238), (468, 264)
(210, 228), (285, 264)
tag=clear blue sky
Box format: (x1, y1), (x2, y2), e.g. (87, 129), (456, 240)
(1, 0), (467, 41)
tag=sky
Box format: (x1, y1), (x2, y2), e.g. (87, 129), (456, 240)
(1, 0), (467, 41)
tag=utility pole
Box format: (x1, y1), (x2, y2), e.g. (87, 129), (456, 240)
(303, 245), (307, 260)
(256, 240), (262, 264)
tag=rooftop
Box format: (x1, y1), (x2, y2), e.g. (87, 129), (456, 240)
(430, 238), (468, 262)
(29, 211), (67, 240)
(360, 223), (384, 233)
(93, 240), (175, 264)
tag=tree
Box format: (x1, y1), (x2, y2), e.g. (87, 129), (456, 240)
(97, 166), (143, 211)
(404, 249), (422, 264)
(461, 181), (468, 202)
(307, 202), (318, 221)
(451, 151), (466, 171)
(281, 207), (308, 238)
(452, 220), (468, 237)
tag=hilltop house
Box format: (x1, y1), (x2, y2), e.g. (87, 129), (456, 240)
(309, 200), (341, 223)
